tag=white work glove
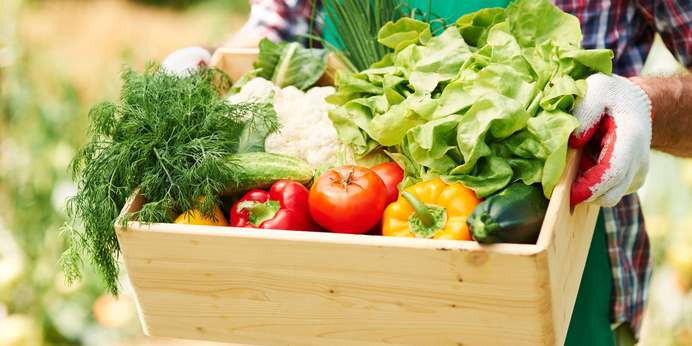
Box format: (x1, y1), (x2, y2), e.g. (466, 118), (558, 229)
(569, 73), (652, 207)
(161, 46), (211, 77)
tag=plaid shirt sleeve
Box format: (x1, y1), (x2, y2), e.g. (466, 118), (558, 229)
(242, 0), (321, 44)
(636, 0), (692, 68)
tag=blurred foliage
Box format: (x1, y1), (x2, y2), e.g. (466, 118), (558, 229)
(130, 0), (214, 8)
(636, 36), (692, 346)
(130, 0), (249, 11)
(0, 0), (246, 344)
(0, 0), (690, 345)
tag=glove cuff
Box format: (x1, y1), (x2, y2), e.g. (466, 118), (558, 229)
(620, 75), (652, 121)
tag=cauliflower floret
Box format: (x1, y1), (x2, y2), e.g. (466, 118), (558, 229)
(228, 77), (342, 169)
(265, 85), (340, 168)
(226, 77), (277, 104)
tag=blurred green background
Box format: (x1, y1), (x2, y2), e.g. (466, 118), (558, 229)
(0, 0), (690, 345)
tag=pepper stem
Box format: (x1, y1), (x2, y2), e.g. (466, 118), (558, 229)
(237, 200), (281, 226)
(402, 191), (434, 226)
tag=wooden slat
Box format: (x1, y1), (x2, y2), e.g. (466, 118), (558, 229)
(537, 150), (600, 345)
(117, 225), (551, 346)
(209, 48), (259, 82)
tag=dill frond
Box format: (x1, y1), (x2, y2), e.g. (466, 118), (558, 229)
(62, 65), (277, 294)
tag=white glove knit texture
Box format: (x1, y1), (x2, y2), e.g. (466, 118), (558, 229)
(572, 73), (652, 207)
(161, 47), (211, 77)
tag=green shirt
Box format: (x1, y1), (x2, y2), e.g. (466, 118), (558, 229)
(408, 0), (510, 23)
(323, 0), (510, 48)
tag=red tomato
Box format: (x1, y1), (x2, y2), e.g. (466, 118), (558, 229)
(309, 165), (387, 234)
(370, 162), (404, 204)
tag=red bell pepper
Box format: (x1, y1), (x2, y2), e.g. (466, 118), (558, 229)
(230, 180), (320, 231)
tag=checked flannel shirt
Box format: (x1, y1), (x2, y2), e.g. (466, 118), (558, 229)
(240, 0), (692, 336)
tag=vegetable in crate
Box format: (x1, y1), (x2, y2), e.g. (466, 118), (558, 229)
(228, 78), (344, 169)
(230, 180), (319, 231)
(61, 65), (279, 294)
(328, 0), (613, 198)
(254, 38), (328, 90)
(309, 165), (387, 234)
(225, 152), (314, 195)
(370, 161), (404, 204)
(468, 183), (549, 244)
(175, 205), (228, 227)
(382, 178), (479, 240)
(322, 0), (399, 71)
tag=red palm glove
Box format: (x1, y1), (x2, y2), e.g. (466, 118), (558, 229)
(569, 73), (652, 207)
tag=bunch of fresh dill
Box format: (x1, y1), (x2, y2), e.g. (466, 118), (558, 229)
(61, 65), (277, 294)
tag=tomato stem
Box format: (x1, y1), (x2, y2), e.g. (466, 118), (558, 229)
(339, 168), (355, 190)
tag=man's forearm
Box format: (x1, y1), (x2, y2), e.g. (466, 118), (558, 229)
(630, 73), (692, 157)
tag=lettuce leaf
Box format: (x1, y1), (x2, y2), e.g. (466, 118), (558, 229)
(408, 27), (472, 93)
(506, 0), (582, 48)
(456, 8), (506, 47)
(378, 18), (432, 52)
(329, 0), (613, 198)
(527, 110), (579, 197)
(255, 39), (328, 90)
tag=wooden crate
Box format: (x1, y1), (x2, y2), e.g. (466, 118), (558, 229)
(209, 48), (348, 85)
(116, 148), (599, 346)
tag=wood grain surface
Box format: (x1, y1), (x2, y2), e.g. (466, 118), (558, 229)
(538, 150), (600, 345)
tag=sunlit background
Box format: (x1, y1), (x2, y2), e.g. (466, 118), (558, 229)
(0, 0), (690, 345)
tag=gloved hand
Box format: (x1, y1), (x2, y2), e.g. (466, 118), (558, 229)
(569, 73), (652, 207)
(161, 46), (211, 77)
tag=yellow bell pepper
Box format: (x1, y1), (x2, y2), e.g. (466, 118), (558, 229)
(175, 206), (228, 226)
(382, 178), (480, 240)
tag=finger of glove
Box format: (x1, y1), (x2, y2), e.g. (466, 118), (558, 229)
(569, 73), (611, 148)
(569, 119), (600, 148)
(627, 156), (649, 195)
(588, 162), (636, 207)
(570, 116), (618, 207)
(162, 47), (211, 77)
(582, 112), (650, 207)
(578, 149), (597, 171)
(591, 134), (649, 206)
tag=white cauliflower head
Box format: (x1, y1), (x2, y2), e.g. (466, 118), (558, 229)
(228, 78), (342, 169)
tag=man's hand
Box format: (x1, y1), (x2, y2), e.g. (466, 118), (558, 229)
(569, 73), (652, 207)
(161, 46), (211, 77)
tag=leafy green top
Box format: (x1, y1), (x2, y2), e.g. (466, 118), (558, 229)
(255, 38), (328, 90)
(61, 65), (277, 294)
(328, 0), (614, 198)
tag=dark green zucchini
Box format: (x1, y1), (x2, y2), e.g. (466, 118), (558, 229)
(468, 182), (549, 244)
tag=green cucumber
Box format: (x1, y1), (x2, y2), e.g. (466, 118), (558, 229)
(468, 183), (549, 244)
(224, 152), (314, 195)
